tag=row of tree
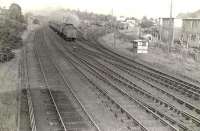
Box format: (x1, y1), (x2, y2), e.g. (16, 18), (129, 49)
(0, 3), (26, 49)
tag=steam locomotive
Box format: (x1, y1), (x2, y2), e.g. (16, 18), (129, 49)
(49, 21), (77, 41)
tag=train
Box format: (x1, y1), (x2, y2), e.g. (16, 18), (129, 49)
(49, 21), (77, 41)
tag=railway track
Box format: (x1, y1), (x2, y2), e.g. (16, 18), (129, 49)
(75, 37), (200, 107)
(102, 58), (200, 105)
(45, 28), (154, 131)
(77, 39), (200, 130)
(77, 27), (200, 90)
(72, 45), (200, 131)
(78, 36), (200, 96)
(66, 41), (200, 130)
(47, 26), (200, 131)
(46, 28), (151, 131)
(46, 28), (181, 131)
(103, 57), (200, 100)
(22, 43), (37, 131)
(18, 46), (32, 131)
(73, 39), (200, 121)
(78, 36), (200, 129)
(22, 29), (100, 131)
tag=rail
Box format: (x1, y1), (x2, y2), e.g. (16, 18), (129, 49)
(42, 30), (101, 131)
(33, 43), (67, 131)
(24, 47), (37, 131)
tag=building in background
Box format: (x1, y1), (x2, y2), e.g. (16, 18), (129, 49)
(182, 18), (200, 47)
(117, 16), (138, 29)
(125, 17), (137, 28)
(160, 18), (174, 45)
(160, 18), (184, 47)
(117, 16), (126, 22)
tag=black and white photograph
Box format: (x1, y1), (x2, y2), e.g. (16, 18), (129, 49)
(0, 0), (200, 131)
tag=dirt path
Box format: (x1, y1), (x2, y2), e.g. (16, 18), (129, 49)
(0, 27), (34, 131)
(0, 49), (21, 131)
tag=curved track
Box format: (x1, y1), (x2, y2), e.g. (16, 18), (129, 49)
(49, 26), (200, 131)
(47, 27), (181, 131)
(26, 26), (200, 131)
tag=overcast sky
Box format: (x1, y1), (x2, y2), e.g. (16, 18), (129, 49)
(1, 0), (200, 18)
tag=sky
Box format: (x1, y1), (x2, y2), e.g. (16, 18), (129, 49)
(1, 0), (200, 18)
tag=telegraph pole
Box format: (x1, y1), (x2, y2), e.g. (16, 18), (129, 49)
(159, 17), (162, 41)
(170, 0), (174, 51)
(170, 0), (173, 18)
(111, 9), (116, 48)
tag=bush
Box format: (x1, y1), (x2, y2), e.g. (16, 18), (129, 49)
(0, 18), (25, 49)
(0, 47), (15, 63)
(33, 19), (40, 24)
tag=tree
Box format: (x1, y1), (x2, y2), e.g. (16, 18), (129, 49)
(140, 16), (154, 28)
(0, 3), (25, 50)
(64, 12), (80, 27)
(33, 19), (40, 24)
(24, 12), (33, 24)
(8, 3), (24, 22)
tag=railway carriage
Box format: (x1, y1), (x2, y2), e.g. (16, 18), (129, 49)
(49, 21), (77, 41)
(49, 21), (59, 33)
(62, 24), (77, 41)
